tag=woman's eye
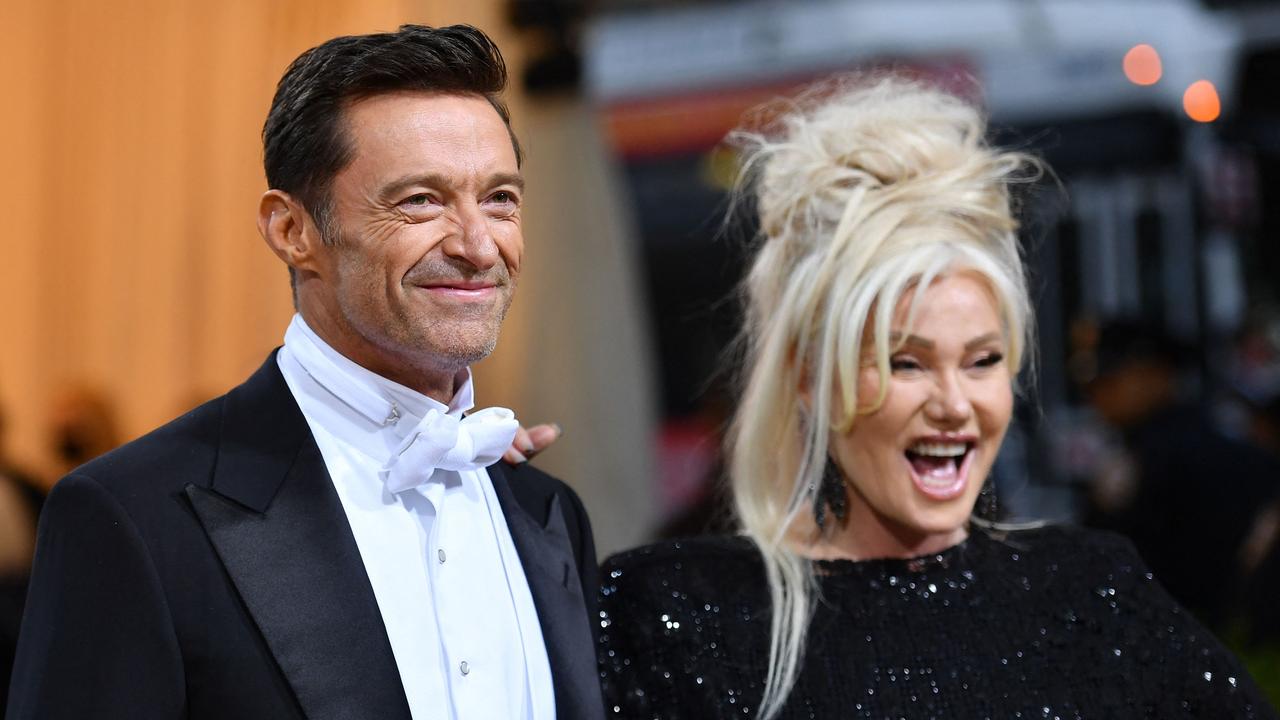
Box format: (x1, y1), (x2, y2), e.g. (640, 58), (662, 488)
(890, 357), (921, 372)
(973, 352), (1005, 369)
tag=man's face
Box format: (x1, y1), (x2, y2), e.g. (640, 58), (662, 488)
(309, 92), (524, 385)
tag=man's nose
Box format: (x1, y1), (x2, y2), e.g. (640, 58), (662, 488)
(441, 203), (500, 271)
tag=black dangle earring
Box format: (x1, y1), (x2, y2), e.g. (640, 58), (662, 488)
(813, 458), (849, 531)
(975, 476), (998, 521)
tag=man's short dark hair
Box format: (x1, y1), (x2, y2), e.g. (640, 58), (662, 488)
(263, 24), (522, 243)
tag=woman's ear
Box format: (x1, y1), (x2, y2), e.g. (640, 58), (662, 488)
(257, 190), (325, 274)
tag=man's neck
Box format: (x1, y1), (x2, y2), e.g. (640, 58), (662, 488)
(295, 310), (462, 405)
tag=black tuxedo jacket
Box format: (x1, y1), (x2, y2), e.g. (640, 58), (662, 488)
(6, 354), (605, 719)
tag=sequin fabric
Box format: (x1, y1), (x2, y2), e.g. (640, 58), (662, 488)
(598, 525), (1277, 719)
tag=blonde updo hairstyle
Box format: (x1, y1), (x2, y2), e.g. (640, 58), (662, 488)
(728, 76), (1038, 719)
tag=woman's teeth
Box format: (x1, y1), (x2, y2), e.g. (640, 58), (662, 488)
(907, 441), (967, 458)
(902, 441), (973, 498)
(905, 442), (970, 487)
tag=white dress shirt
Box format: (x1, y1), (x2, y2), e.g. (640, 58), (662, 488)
(276, 314), (555, 720)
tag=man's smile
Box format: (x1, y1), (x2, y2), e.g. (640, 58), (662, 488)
(413, 279), (501, 301)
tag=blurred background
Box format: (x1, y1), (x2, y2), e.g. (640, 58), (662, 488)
(3, 0), (1280, 706)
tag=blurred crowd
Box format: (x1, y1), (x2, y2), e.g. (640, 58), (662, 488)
(1069, 316), (1280, 700)
(0, 385), (122, 709)
(1078, 319), (1278, 617)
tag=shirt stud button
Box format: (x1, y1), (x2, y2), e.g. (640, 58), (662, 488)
(459, 660), (470, 676)
(438, 548), (447, 563)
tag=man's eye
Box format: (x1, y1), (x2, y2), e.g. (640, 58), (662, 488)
(491, 191), (516, 204)
(403, 193), (431, 206)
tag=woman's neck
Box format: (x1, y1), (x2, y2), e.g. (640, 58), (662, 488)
(790, 501), (968, 562)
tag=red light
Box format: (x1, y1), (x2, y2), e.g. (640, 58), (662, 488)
(1183, 80), (1221, 123)
(1123, 44), (1162, 86)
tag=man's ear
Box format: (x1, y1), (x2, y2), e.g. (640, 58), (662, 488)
(257, 189), (324, 274)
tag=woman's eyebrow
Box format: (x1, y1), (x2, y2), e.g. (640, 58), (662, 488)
(965, 332), (1003, 350)
(889, 332), (933, 349)
(886, 331), (1003, 351)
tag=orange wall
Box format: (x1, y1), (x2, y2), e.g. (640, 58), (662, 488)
(0, 0), (511, 479)
(0, 1), (659, 551)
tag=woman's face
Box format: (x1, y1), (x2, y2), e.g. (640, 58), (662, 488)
(829, 271), (1013, 557)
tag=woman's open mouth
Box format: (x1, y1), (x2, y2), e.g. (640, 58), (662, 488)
(904, 439), (974, 500)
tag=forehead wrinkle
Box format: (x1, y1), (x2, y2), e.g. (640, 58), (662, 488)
(344, 94), (517, 193)
(440, 100), (515, 181)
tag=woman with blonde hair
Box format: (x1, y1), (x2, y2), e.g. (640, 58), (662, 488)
(597, 77), (1275, 718)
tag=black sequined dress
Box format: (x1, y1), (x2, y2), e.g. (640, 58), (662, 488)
(598, 525), (1276, 719)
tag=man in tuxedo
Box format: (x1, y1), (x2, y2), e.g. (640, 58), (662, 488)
(7, 25), (603, 720)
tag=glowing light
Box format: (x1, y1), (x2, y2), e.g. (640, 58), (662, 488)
(1183, 80), (1221, 123)
(1123, 44), (1162, 86)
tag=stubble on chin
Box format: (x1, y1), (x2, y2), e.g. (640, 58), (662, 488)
(427, 325), (500, 367)
(402, 291), (513, 369)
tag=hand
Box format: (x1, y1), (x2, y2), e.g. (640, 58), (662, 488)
(503, 423), (562, 464)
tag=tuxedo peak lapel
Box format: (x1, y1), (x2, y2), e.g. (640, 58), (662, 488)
(488, 463), (605, 720)
(189, 354), (411, 720)
(208, 351), (309, 513)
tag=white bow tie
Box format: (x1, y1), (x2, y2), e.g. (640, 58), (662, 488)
(379, 406), (519, 494)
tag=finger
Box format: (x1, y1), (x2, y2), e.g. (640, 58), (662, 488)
(512, 426), (534, 453)
(504, 426), (534, 464)
(524, 423), (562, 458)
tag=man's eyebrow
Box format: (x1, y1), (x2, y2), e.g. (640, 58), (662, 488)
(379, 172), (525, 200)
(490, 172), (525, 191)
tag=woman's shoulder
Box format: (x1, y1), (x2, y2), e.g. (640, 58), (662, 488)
(603, 534), (762, 575)
(600, 534), (773, 626)
(986, 522), (1147, 570)
(602, 534), (765, 593)
(599, 536), (775, 718)
(991, 525), (1276, 716)
(979, 523), (1179, 621)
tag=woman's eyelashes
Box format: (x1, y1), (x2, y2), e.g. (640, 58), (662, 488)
(887, 350), (1005, 374)
(889, 355), (923, 373)
(972, 351), (1004, 369)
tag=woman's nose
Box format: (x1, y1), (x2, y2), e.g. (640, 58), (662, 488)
(925, 373), (972, 424)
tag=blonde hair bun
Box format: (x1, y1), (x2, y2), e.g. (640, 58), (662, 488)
(736, 76), (1034, 282)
